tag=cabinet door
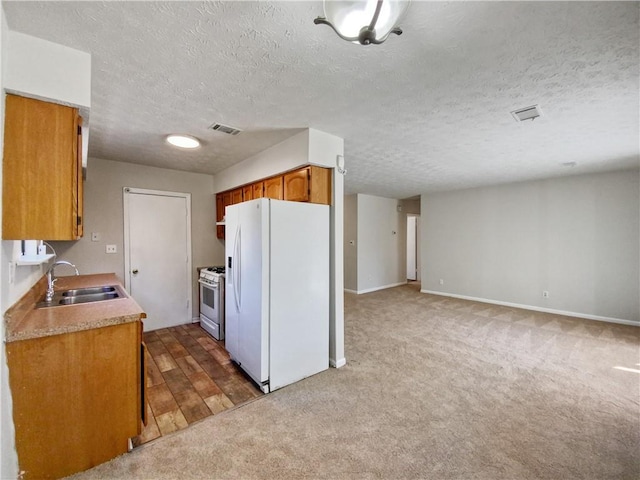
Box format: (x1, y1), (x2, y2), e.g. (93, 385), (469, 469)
(215, 194), (224, 222)
(223, 192), (232, 212)
(309, 166), (332, 205)
(7, 322), (141, 480)
(231, 188), (243, 205)
(2, 95), (82, 240)
(284, 167), (310, 202)
(216, 194), (224, 239)
(242, 185), (253, 202)
(264, 176), (283, 200)
(253, 181), (264, 199)
(76, 118), (84, 238)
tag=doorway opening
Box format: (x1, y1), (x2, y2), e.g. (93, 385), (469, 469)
(406, 214), (421, 283)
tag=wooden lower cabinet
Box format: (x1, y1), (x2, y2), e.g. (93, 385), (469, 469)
(6, 321), (144, 480)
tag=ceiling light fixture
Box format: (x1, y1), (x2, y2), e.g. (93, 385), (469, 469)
(166, 134), (200, 149)
(314, 0), (411, 45)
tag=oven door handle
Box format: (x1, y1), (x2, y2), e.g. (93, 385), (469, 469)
(198, 279), (218, 288)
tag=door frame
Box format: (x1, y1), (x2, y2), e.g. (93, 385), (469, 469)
(123, 187), (193, 314)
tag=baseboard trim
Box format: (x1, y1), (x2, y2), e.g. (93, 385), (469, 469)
(345, 282), (407, 295)
(421, 290), (639, 327)
(192, 317), (200, 323)
(330, 357), (347, 368)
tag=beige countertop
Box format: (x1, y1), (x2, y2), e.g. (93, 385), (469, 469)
(4, 273), (146, 343)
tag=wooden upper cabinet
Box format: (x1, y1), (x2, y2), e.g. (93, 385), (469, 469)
(215, 167), (331, 236)
(284, 168), (310, 202)
(264, 176), (284, 200)
(242, 185), (253, 202)
(217, 192), (233, 240)
(215, 194), (224, 223)
(231, 188), (243, 205)
(284, 166), (331, 205)
(215, 194), (224, 239)
(2, 94), (84, 240)
(76, 120), (84, 238)
(253, 181), (264, 199)
(222, 191), (232, 214)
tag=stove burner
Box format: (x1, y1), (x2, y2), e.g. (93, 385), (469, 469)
(206, 266), (225, 274)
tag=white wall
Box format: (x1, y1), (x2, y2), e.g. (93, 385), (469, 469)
(421, 170), (640, 324)
(4, 30), (91, 109)
(344, 194), (357, 291)
(49, 158), (220, 319)
(355, 194), (406, 293)
(214, 128), (346, 367)
(215, 131), (310, 193)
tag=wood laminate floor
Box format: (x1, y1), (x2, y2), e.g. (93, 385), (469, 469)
(133, 323), (263, 446)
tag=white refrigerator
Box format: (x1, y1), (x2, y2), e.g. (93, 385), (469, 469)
(225, 198), (330, 393)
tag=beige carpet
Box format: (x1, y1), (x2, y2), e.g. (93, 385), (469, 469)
(69, 284), (639, 479)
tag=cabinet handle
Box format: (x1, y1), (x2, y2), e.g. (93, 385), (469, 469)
(132, 269), (139, 274)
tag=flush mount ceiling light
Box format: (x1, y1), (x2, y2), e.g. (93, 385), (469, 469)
(314, 0), (411, 45)
(166, 134), (200, 149)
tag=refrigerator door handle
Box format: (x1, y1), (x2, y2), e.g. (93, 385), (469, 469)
(233, 224), (241, 312)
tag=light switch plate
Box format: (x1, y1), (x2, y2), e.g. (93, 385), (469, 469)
(91, 232), (101, 242)
(106, 245), (117, 254)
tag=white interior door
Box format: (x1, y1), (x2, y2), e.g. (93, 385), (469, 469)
(124, 188), (192, 331)
(407, 215), (417, 281)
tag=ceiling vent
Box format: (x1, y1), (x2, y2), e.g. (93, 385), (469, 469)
(511, 105), (542, 122)
(209, 123), (242, 136)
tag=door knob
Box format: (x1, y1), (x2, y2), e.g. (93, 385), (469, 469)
(132, 269), (139, 274)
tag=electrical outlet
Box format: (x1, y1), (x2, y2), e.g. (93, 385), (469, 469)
(439, 279), (444, 285)
(106, 245), (117, 254)
(542, 290), (549, 298)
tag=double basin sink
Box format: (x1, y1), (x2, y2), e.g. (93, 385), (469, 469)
(36, 285), (125, 308)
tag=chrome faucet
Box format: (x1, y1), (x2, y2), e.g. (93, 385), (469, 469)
(45, 261), (79, 302)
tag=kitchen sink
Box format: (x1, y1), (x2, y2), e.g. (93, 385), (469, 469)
(61, 286), (117, 297)
(36, 285), (125, 308)
(58, 292), (120, 305)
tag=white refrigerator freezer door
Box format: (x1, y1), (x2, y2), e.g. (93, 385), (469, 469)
(237, 199), (269, 386)
(226, 199), (269, 388)
(224, 203), (240, 362)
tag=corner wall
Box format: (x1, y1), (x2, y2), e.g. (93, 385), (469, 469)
(421, 169), (640, 324)
(344, 195), (357, 291)
(355, 194), (406, 293)
(49, 158), (220, 319)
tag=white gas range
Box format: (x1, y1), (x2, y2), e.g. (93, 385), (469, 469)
(198, 266), (225, 340)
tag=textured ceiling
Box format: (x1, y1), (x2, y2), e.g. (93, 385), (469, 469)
(3, 1), (639, 198)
